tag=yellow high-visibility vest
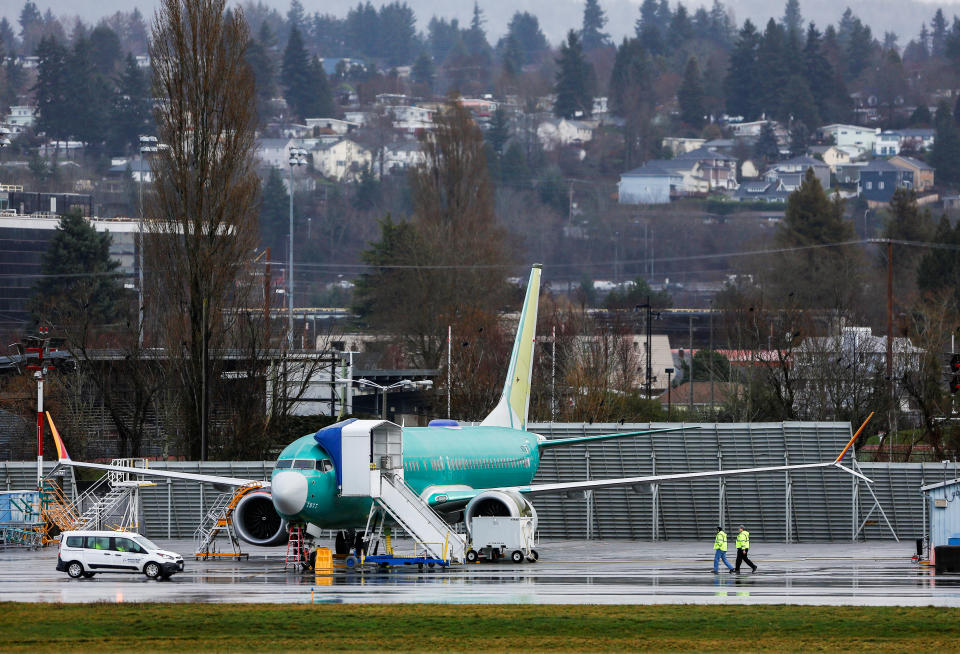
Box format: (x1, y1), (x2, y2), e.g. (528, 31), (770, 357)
(736, 530), (750, 549)
(714, 531), (727, 550)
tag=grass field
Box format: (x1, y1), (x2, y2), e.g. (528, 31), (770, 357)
(1, 603), (958, 652)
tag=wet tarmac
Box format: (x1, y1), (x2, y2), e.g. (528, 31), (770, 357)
(2, 539), (956, 605)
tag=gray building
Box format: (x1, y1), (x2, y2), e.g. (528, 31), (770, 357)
(618, 160), (690, 204)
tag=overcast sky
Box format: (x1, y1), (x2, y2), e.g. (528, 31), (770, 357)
(3, 0), (959, 49)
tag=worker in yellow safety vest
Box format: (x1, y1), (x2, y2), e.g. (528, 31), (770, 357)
(734, 525), (757, 573)
(713, 525), (734, 573)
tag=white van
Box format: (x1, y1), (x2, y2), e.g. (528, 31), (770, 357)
(57, 531), (184, 579)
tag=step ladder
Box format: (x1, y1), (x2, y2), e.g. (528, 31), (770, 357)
(194, 483), (261, 560)
(374, 472), (466, 563)
(75, 486), (134, 530)
(285, 525), (307, 569)
(39, 480), (80, 538)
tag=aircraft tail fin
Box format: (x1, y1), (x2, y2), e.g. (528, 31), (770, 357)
(480, 265), (542, 430)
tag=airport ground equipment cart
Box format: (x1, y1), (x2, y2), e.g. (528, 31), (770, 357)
(466, 516), (538, 563)
(353, 553), (450, 570)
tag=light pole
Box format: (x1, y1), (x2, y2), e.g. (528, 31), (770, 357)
(137, 135), (158, 348)
(665, 367), (674, 420)
(335, 377), (433, 420)
(287, 146), (308, 350)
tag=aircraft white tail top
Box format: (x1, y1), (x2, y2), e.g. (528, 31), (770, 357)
(480, 265), (541, 431)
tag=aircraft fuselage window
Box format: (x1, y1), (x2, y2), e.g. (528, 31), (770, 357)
(275, 460), (293, 469)
(293, 460), (315, 469)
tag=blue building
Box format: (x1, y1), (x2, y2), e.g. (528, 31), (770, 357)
(858, 159), (913, 204)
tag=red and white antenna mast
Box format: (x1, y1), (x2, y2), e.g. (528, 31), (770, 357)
(23, 327), (55, 488)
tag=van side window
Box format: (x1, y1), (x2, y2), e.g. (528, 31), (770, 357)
(85, 536), (110, 550)
(65, 536), (82, 547)
(112, 537), (144, 553)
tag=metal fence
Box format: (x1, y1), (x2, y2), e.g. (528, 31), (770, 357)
(3, 422), (958, 542)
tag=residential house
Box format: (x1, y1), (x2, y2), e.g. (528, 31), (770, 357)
(618, 159), (706, 204)
(5, 105), (36, 134)
(459, 97), (498, 117)
(858, 159), (913, 204)
(765, 156), (831, 191)
(818, 124), (878, 155)
(808, 145), (851, 173)
(107, 157), (153, 183)
(310, 138), (372, 181)
(836, 162), (866, 185)
(889, 155), (935, 191)
(874, 128), (936, 156)
(662, 137), (705, 155)
(304, 118), (359, 135)
(734, 180), (790, 203)
(676, 147), (738, 190)
(571, 334), (673, 393)
(256, 137), (296, 168)
(729, 120), (769, 137)
(382, 141), (424, 174)
(658, 381), (743, 414)
(537, 118), (596, 150)
(387, 105), (434, 133)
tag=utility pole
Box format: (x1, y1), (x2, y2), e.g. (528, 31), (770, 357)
(637, 299), (660, 398)
(689, 316), (695, 413)
(886, 239), (894, 449)
(287, 146), (307, 350)
(263, 247), (271, 347)
(23, 329), (55, 487)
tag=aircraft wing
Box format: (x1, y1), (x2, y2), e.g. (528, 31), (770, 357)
(53, 459), (268, 488)
(46, 412), (267, 488)
(499, 413), (875, 498)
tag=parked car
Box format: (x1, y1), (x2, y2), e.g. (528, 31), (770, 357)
(56, 530), (184, 579)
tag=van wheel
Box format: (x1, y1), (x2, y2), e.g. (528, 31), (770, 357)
(144, 562), (161, 579)
(66, 562), (84, 578)
(82, 572), (95, 579)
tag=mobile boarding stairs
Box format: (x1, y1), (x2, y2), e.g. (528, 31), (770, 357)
(320, 419), (467, 565)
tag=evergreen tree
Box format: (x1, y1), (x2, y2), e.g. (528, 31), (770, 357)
(502, 12), (548, 65)
(931, 8), (948, 57)
(281, 25), (311, 119)
(884, 187), (935, 298)
(917, 215), (960, 305)
(411, 51), (434, 90)
(378, 1), (417, 66)
(500, 141), (529, 185)
(33, 35), (70, 141)
(259, 166), (289, 250)
(108, 53), (151, 153)
(677, 56), (705, 128)
(465, 1), (490, 57)
(846, 14), (874, 79)
(756, 18), (788, 119)
(932, 99), (960, 185)
(724, 20), (760, 120)
(0, 18), (17, 55)
(909, 104), (932, 126)
(31, 209), (123, 327)
(635, 0), (665, 55)
(88, 24), (121, 75)
(754, 121), (780, 164)
(554, 30), (594, 119)
(345, 2), (378, 57)
(781, 0), (802, 41)
(487, 105), (510, 154)
(610, 37), (654, 166)
(501, 34), (522, 78)
(779, 75), (819, 129)
(305, 56), (334, 118)
(667, 4), (693, 44)
(581, 0), (610, 52)
(18, 1), (42, 55)
(246, 25), (276, 123)
(427, 17), (460, 64)
(66, 35), (111, 146)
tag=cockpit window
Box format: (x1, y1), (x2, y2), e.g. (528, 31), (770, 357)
(274, 459), (293, 469)
(293, 459), (315, 469)
(319, 460), (334, 472)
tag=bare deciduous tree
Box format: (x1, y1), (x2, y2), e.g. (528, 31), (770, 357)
(147, 0), (259, 459)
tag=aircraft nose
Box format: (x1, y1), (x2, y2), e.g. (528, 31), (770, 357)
(272, 471), (308, 516)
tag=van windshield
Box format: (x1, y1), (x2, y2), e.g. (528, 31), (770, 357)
(134, 536), (159, 551)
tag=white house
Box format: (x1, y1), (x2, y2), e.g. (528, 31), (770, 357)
(387, 105), (434, 133)
(311, 139), (372, 181)
(819, 124), (879, 155)
(537, 118), (596, 150)
(873, 128), (936, 156)
(618, 159), (707, 204)
(5, 105), (36, 134)
(256, 137), (296, 168)
(304, 117), (359, 135)
(383, 141), (424, 173)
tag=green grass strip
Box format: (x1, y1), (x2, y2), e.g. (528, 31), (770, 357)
(1, 603), (958, 652)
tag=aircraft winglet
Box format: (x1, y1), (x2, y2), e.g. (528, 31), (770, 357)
(46, 411), (70, 461)
(834, 412), (873, 463)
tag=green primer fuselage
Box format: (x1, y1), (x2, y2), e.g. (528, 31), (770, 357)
(272, 425), (542, 528)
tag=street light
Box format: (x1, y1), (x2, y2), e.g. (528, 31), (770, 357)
(137, 135), (158, 348)
(335, 377), (434, 420)
(287, 145), (308, 350)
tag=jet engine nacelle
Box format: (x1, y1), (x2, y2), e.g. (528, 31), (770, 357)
(232, 490), (288, 547)
(463, 490), (538, 535)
